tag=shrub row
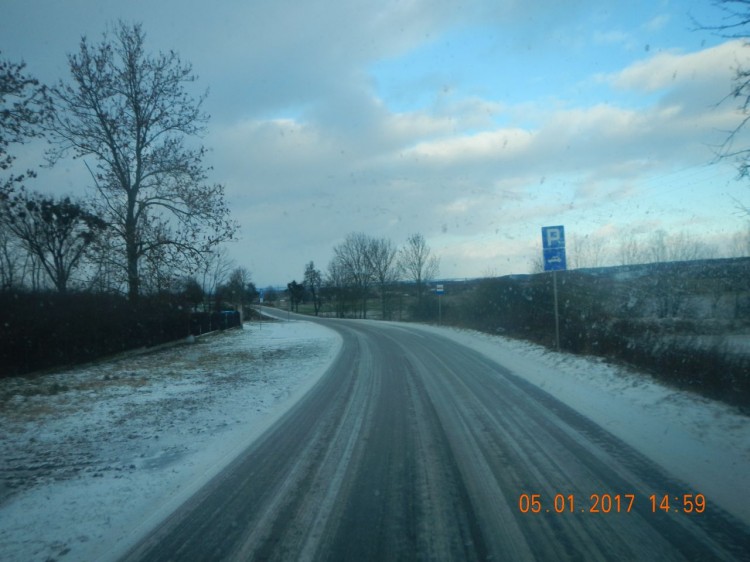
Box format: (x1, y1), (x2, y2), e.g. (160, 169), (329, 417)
(0, 291), (240, 378)
(440, 274), (750, 410)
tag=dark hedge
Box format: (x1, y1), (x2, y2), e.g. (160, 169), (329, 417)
(439, 263), (750, 411)
(0, 291), (240, 377)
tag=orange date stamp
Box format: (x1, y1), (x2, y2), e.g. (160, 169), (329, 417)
(518, 493), (706, 514)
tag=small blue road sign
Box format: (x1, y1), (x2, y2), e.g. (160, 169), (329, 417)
(541, 225), (567, 271)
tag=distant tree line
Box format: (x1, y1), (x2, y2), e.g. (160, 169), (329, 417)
(286, 232), (440, 320)
(530, 226), (750, 274)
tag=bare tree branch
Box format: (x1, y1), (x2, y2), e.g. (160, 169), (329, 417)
(47, 22), (236, 300)
(398, 233), (439, 306)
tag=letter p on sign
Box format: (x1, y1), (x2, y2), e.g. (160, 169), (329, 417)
(542, 225), (565, 250)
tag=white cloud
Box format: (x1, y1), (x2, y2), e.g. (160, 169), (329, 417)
(4, 1), (747, 283)
(642, 14), (670, 32)
(205, 34), (750, 282)
(603, 40), (748, 95)
(404, 128), (534, 163)
(593, 30), (634, 47)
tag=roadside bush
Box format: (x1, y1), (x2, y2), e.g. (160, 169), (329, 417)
(446, 272), (750, 410)
(189, 310), (241, 334)
(409, 294), (440, 322)
(452, 275), (557, 345)
(0, 290), (238, 378)
(601, 324), (750, 408)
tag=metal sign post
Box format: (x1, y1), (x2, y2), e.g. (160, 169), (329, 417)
(552, 271), (560, 351)
(541, 226), (566, 351)
(257, 289), (264, 331)
(436, 284), (444, 325)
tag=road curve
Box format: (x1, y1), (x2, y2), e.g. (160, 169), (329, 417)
(121, 313), (750, 561)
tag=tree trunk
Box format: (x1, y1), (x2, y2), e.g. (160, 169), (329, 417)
(125, 199), (139, 301)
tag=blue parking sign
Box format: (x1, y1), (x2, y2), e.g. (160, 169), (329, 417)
(542, 226), (567, 271)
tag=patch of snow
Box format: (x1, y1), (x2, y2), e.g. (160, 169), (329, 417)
(0, 320), (342, 562)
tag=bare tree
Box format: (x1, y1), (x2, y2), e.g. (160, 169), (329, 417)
(47, 22), (236, 301)
(224, 267), (253, 305)
(668, 231), (713, 261)
(569, 233), (608, 269)
(398, 233), (439, 307)
(367, 237), (399, 319)
(648, 230), (669, 264)
(1, 54), (51, 196)
(0, 218), (29, 289)
(286, 280), (304, 313)
(325, 257), (350, 318)
(262, 286), (278, 304)
(730, 222), (750, 256)
(141, 249), (167, 294)
(1, 191), (106, 292)
(528, 255), (545, 274)
(202, 249), (234, 311)
(697, 2), (750, 213)
(332, 232), (374, 318)
(86, 227), (126, 293)
(304, 261), (323, 316)
(216, 266), (254, 323)
(645, 230), (712, 263)
(176, 276), (203, 311)
(618, 233), (644, 266)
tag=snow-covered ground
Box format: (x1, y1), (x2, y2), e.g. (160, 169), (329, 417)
(1, 317), (748, 562)
(0, 320), (342, 562)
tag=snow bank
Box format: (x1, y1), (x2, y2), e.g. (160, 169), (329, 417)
(407, 322), (750, 526)
(0, 320), (342, 562)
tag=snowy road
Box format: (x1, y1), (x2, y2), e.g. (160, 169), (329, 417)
(122, 312), (750, 561)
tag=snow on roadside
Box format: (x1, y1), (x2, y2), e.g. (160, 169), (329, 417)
(0, 320), (342, 562)
(407, 322), (750, 526)
(1, 316), (747, 562)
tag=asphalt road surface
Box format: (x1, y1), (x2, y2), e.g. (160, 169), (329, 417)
(121, 312), (750, 561)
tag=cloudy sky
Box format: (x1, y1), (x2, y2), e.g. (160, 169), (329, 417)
(3, 0), (750, 286)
